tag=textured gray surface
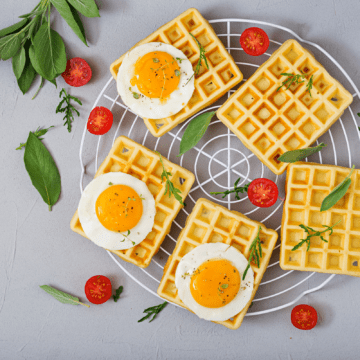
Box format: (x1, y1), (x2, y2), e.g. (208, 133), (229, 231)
(1, 0), (360, 359)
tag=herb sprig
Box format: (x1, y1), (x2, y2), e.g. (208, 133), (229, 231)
(40, 285), (89, 308)
(277, 73), (313, 97)
(16, 125), (54, 150)
(211, 178), (250, 200)
(243, 226), (262, 280)
(306, 75), (314, 97)
(56, 88), (82, 132)
(277, 143), (327, 163)
(291, 221), (341, 251)
(156, 152), (184, 206)
(138, 301), (167, 323)
(113, 286), (123, 302)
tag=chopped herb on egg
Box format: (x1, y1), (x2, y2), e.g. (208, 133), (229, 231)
(153, 58), (159, 63)
(109, 182), (113, 185)
(133, 92), (140, 99)
(175, 69), (180, 77)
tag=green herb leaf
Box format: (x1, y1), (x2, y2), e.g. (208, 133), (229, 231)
(153, 58), (159, 63)
(12, 46), (26, 79)
(221, 284), (229, 289)
(17, 60), (37, 95)
(24, 132), (61, 211)
(40, 285), (89, 308)
(67, 0), (100, 18)
(243, 226), (262, 280)
(175, 69), (180, 77)
(277, 72), (306, 92)
(28, 44), (56, 86)
(138, 302), (167, 323)
(17, 126), (54, 150)
(113, 286), (123, 302)
(306, 75), (314, 97)
(0, 18), (28, 38)
(56, 88), (82, 132)
(277, 143), (327, 163)
(50, 0), (88, 46)
(178, 111), (215, 157)
(211, 177), (250, 200)
(0, 32), (25, 60)
(189, 32), (209, 73)
(320, 166), (355, 212)
(33, 24), (67, 81)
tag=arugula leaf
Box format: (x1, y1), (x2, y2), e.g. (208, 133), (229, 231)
(113, 286), (123, 302)
(178, 111), (215, 157)
(67, 0), (100, 18)
(40, 285), (89, 308)
(0, 32), (25, 60)
(24, 132), (61, 211)
(12, 47), (26, 80)
(277, 143), (327, 163)
(0, 19), (28, 38)
(56, 88), (82, 132)
(138, 302), (167, 323)
(243, 226), (262, 280)
(211, 177), (250, 200)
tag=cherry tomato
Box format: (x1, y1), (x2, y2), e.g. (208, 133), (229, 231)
(247, 178), (278, 208)
(61, 57), (92, 87)
(87, 106), (113, 135)
(240, 27), (269, 56)
(291, 304), (318, 330)
(85, 275), (112, 305)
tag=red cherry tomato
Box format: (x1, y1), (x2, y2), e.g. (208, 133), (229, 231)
(87, 106), (113, 135)
(84, 275), (112, 305)
(61, 57), (92, 87)
(240, 27), (269, 56)
(247, 178), (278, 208)
(291, 304), (318, 330)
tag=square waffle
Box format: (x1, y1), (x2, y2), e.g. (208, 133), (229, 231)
(110, 8), (243, 137)
(70, 136), (195, 268)
(157, 198), (278, 330)
(280, 162), (360, 277)
(217, 39), (353, 175)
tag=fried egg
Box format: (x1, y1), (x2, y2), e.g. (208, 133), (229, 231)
(175, 243), (254, 321)
(78, 173), (156, 250)
(117, 42), (195, 119)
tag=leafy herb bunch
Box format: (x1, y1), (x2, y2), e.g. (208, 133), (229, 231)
(0, 0), (99, 98)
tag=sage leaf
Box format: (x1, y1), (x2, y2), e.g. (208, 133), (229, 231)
(320, 165), (355, 212)
(40, 285), (90, 308)
(0, 32), (25, 60)
(178, 111), (215, 157)
(29, 44), (56, 86)
(17, 61), (37, 94)
(24, 132), (61, 211)
(33, 24), (67, 81)
(67, 0), (100, 18)
(12, 46), (26, 79)
(278, 143), (327, 163)
(0, 18), (28, 38)
(50, 0), (88, 46)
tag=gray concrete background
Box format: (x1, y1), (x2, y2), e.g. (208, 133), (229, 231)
(1, 0), (360, 359)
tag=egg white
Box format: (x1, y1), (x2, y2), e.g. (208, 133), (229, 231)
(175, 243), (254, 322)
(117, 42), (195, 119)
(78, 173), (156, 250)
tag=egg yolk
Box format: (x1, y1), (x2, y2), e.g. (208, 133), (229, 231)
(95, 185), (143, 232)
(190, 259), (241, 308)
(130, 51), (180, 99)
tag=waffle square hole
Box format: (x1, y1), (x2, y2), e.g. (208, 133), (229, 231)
(288, 209), (305, 225)
(128, 167), (145, 180)
(292, 168), (310, 185)
(187, 89), (203, 109)
(286, 229), (303, 247)
(207, 47), (225, 67)
(285, 250), (302, 267)
(290, 188), (308, 206)
(284, 133), (306, 151)
(169, 260), (179, 277)
(314, 104), (334, 124)
(331, 213), (347, 230)
(181, 12), (201, 31)
(269, 118), (291, 139)
(215, 214), (234, 232)
(327, 254), (343, 271)
(151, 161), (171, 179)
(297, 59), (317, 77)
(209, 231), (226, 243)
(145, 179), (162, 197)
(284, 104), (305, 124)
(238, 89), (260, 109)
(254, 103), (275, 124)
(198, 205), (215, 224)
(259, 231), (272, 249)
(299, 119), (320, 140)
(313, 169), (331, 186)
(143, 229), (160, 247)
(218, 64), (236, 84)
(306, 252), (323, 269)
(224, 104), (244, 124)
(179, 41), (196, 58)
(309, 210), (326, 227)
(269, 148), (284, 170)
(164, 24), (184, 44)
(328, 233), (344, 250)
(253, 74), (275, 93)
(187, 223), (207, 243)
(355, 173), (360, 190)
(348, 255), (360, 272)
(178, 241), (196, 257)
(314, 75), (332, 94)
(230, 239), (245, 253)
(350, 235), (360, 252)
(195, 30), (213, 48)
(192, 59), (209, 78)
(351, 215), (360, 231)
(154, 208), (169, 227)
(107, 159), (125, 173)
(333, 193), (350, 210)
(131, 246), (149, 260)
(159, 193), (177, 210)
(309, 235), (326, 249)
(353, 194), (360, 211)
(236, 222), (256, 240)
(283, 44), (303, 64)
(268, 59), (288, 78)
(310, 189), (328, 207)
(134, 151), (152, 170)
(200, 76), (219, 95)
(238, 118), (260, 139)
(335, 171), (349, 186)
(268, 90), (290, 109)
(117, 143), (135, 160)
(149, 118), (169, 132)
(328, 89), (346, 109)
(163, 279), (177, 297)
(254, 134), (274, 154)
(300, 91), (319, 110)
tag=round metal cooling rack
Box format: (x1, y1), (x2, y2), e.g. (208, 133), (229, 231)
(78, 19), (360, 316)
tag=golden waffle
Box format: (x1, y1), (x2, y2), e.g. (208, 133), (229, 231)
(217, 39), (353, 175)
(157, 198), (278, 330)
(70, 136), (195, 268)
(110, 8), (243, 137)
(280, 162), (360, 277)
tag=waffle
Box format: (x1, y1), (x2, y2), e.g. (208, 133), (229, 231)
(70, 136), (195, 268)
(157, 198), (278, 329)
(217, 39), (353, 175)
(280, 162), (360, 277)
(110, 8), (243, 137)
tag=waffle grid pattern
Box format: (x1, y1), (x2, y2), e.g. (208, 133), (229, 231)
(280, 162), (360, 277)
(70, 136), (195, 268)
(217, 39), (353, 175)
(157, 198), (278, 329)
(110, 8), (243, 137)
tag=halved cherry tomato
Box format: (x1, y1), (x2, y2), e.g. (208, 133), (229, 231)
(61, 57), (92, 87)
(87, 106), (113, 135)
(240, 27), (269, 56)
(85, 275), (112, 305)
(247, 178), (278, 208)
(291, 304), (318, 330)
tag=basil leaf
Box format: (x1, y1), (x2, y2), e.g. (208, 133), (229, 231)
(17, 60), (37, 94)
(12, 46), (26, 79)
(0, 32), (25, 60)
(67, 0), (100, 18)
(40, 285), (89, 307)
(277, 143), (327, 163)
(50, 0), (88, 46)
(33, 24), (67, 81)
(24, 132), (61, 211)
(320, 166), (355, 212)
(29, 44), (57, 86)
(178, 111), (215, 157)
(0, 19), (28, 38)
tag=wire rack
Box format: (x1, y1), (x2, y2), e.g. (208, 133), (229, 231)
(78, 19), (360, 316)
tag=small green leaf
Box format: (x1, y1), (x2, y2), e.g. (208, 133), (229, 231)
(67, 0), (100, 18)
(40, 285), (89, 307)
(17, 61), (37, 94)
(221, 284), (229, 289)
(175, 69), (180, 77)
(153, 58), (159, 63)
(113, 286), (123, 302)
(0, 19), (28, 38)
(12, 46), (26, 79)
(0, 32), (25, 60)
(277, 143), (327, 163)
(178, 111), (215, 157)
